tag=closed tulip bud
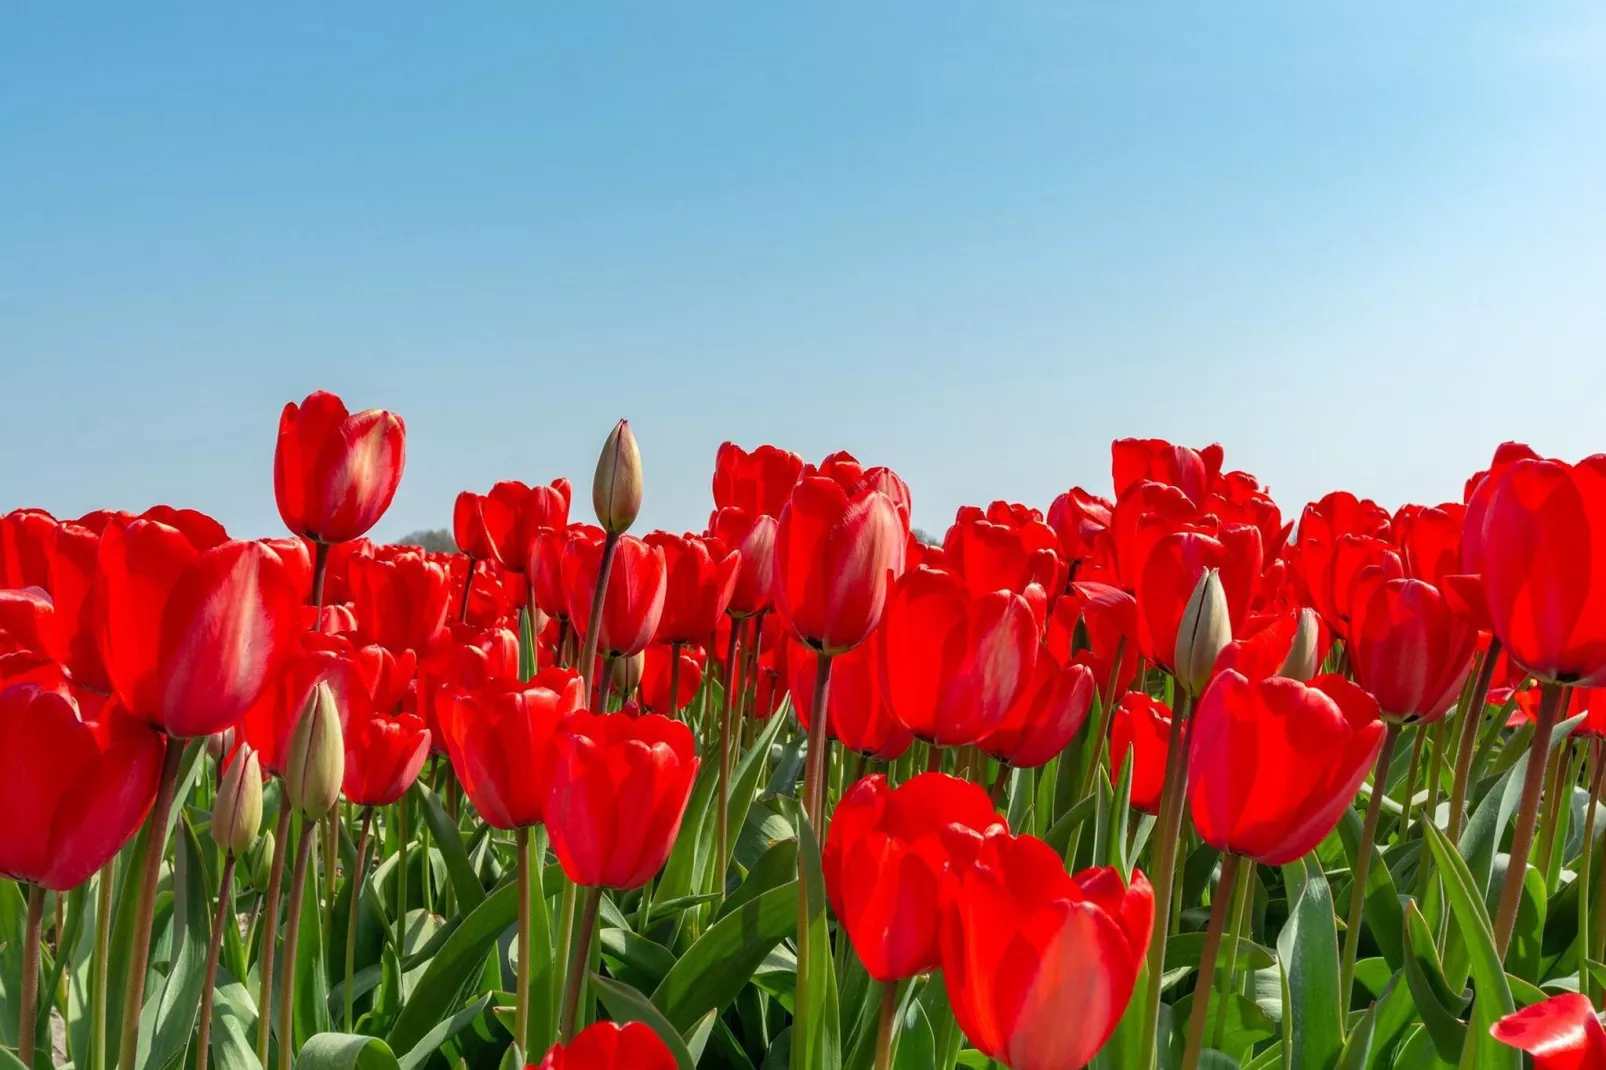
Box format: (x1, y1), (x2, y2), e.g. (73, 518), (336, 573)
(244, 830), (276, 891)
(211, 744), (263, 856)
(286, 681), (345, 819)
(1280, 607), (1321, 682)
(592, 420), (642, 535)
(1174, 569), (1231, 696)
(612, 650), (644, 697)
(206, 727), (236, 762)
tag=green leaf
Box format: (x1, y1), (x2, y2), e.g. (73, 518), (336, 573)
(717, 839), (800, 924)
(1336, 807), (1404, 972)
(395, 995), (492, 1070)
(1041, 794), (1097, 858)
(649, 881), (798, 1031)
(790, 801), (841, 1070)
(294, 822), (332, 1050)
(385, 880), (516, 1054)
(590, 973), (699, 1070)
(294, 1033), (399, 1070)
(412, 784), (486, 912)
(1401, 901), (1468, 1063)
(1420, 820), (1518, 1070)
(0, 882), (25, 1047)
(705, 711), (792, 895)
(1278, 855), (1344, 1070)
(140, 815), (212, 1070)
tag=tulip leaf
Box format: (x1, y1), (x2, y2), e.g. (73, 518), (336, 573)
(0, 1047), (27, 1070)
(292, 822), (332, 1050)
(412, 784), (486, 912)
(0, 880), (26, 1049)
(1041, 794), (1096, 858)
(590, 973), (700, 1070)
(701, 709), (793, 901)
(1400, 901), (1468, 1063)
(788, 800), (841, 1070)
(650, 749), (721, 930)
(395, 994), (491, 1070)
(385, 880), (516, 1055)
(1336, 807), (1404, 972)
(649, 880), (798, 1031)
(1278, 856), (1343, 1070)
(717, 838), (800, 924)
(1420, 820), (1518, 1070)
(294, 1033), (399, 1070)
(139, 815), (212, 1070)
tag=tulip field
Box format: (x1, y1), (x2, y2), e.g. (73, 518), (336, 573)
(7, 392), (1606, 1070)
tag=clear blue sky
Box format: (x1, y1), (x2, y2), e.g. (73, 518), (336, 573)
(4, 3), (1603, 540)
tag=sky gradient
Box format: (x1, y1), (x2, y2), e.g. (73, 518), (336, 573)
(4, 3), (1604, 539)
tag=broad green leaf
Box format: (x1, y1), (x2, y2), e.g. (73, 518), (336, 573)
(649, 881), (798, 1031)
(0, 880), (25, 1048)
(790, 802), (841, 1070)
(395, 995), (492, 1070)
(1278, 856), (1343, 1070)
(293, 823), (331, 1050)
(386, 880), (516, 1054)
(717, 839), (799, 923)
(412, 785), (486, 912)
(140, 816), (212, 1070)
(1336, 807), (1404, 972)
(1041, 794), (1096, 858)
(294, 1033), (399, 1070)
(591, 973), (699, 1070)
(1401, 901), (1468, 1063)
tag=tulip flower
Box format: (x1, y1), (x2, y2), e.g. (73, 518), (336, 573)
(823, 773), (1001, 982)
(639, 642), (704, 716)
(1110, 480), (1203, 592)
(414, 623), (521, 753)
(978, 650), (1096, 770)
(1392, 501), (1466, 588)
(342, 709), (430, 808)
(645, 531), (740, 644)
(535, 1020), (677, 1070)
(97, 519), (302, 739)
(712, 441), (805, 519)
(442, 669), (585, 829)
(1044, 581), (1139, 700)
(1109, 692), (1173, 814)
(941, 502), (1063, 602)
(562, 533), (668, 660)
(941, 828), (1153, 1070)
(1112, 436), (1224, 505)
(881, 566), (1037, 748)
(347, 551), (452, 656)
(787, 631), (913, 761)
(1046, 487), (1114, 573)
(708, 509), (777, 619)
(273, 390), (405, 546)
(454, 482), (527, 567)
(1347, 570), (1476, 722)
(1491, 993), (1606, 1069)
(1135, 529), (1259, 687)
(1289, 491), (1393, 636)
(0, 508), (55, 589)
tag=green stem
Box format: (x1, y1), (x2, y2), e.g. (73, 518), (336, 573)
(1389, 725), (1425, 840)
(1340, 720), (1400, 1021)
(258, 801), (293, 1068)
(716, 619), (744, 903)
(1447, 641), (1500, 843)
(515, 827), (531, 1057)
(802, 653), (835, 832)
(873, 982), (900, 1070)
(1213, 858), (1255, 1051)
(118, 737), (186, 1070)
(197, 856), (236, 1070)
(553, 879), (577, 1027)
(1412, 718), (1448, 903)
(19, 883), (45, 1070)
(279, 818), (317, 1070)
(1538, 727), (1575, 885)
(91, 861), (113, 1070)
(1493, 680), (1564, 957)
(396, 799), (409, 961)
(344, 809), (373, 1032)
(558, 887), (603, 1043)
(1581, 741), (1603, 1000)
(1077, 635), (1129, 802)
(1181, 853), (1241, 1070)
(576, 532), (621, 706)
(1137, 689), (1194, 1070)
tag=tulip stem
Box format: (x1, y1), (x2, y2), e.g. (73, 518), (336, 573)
(1181, 853), (1240, 1070)
(554, 879), (577, 1024)
(1137, 689), (1194, 1070)
(1411, 719), (1449, 904)
(873, 982), (900, 1070)
(18, 883), (44, 1069)
(1389, 725), (1425, 841)
(558, 886), (603, 1043)
(279, 818), (316, 1070)
(1447, 641), (1500, 843)
(119, 736), (186, 1070)
(258, 801), (293, 1068)
(716, 620), (744, 902)
(344, 808), (373, 1032)
(1338, 720), (1399, 1022)
(311, 539), (330, 608)
(458, 558), (476, 623)
(802, 652), (836, 832)
(396, 800), (409, 963)
(91, 861), (113, 1070)
(1213, 857), (1255, 1050)
(1582, 741), (1604, 1000)
(667, 640), (682, 716)
(1538, 727), (1575, 885)
(1076, 636), (1129, 804)
(196, 855), (236, 1070)
(1493, 681), (1564, 958)
(576, 532), (621, 706)
(514, 827), (532, 1056)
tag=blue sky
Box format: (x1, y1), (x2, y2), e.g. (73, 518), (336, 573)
(3, 3), (1604, 540)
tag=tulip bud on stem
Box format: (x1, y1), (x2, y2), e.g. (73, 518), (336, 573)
(558, 886), (604, 1043)
(344, 808), (374, 1032)
(119, 738), (189, 1070)
(1181, 853), (1242, 1070)
(1136, 689), (1193, 1070)
(257, 803), (294, 1068)
(716, 620), (744, 903)
(1338, 720), (1400, 1021)
(1447, 640), (1500, 843)
(278, 818), (317, 1070)
(1492, 681), (1565, 957)
(17, 883), (44, 1069)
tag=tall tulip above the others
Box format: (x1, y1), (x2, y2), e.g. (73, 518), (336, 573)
(273, 390), (406, 601)
(572, 420), (644, 706)
(712, 441), (804, 519)
(941, 828), (1154, 1070)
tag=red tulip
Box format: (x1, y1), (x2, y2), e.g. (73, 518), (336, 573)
(1, 508), (55, 589)
(1212, 610), (1323, 683)
(822, 773), (1001, 981)
(0, 682), (166, 890)
(788, 631), (913, 760)
(241, 633), (366, 775)
(881, 567), (1037, 747)
(1491, 993), (1606, 1069)
(453, 483), (525, 566)
(97, 520), (301, 738)
(1476, 455), (1606, 686)
(534, 1020), (677, 1070)
(1046, 488), (1114, 573)
(530, 525), (597, 624)
(352, 642), (415, 714)
(41, 520), (110, 692)
(1109, 693), (1172, 815)
(771, 472), (908, 655)
(712, 442), (805, 519)
(441, 669), (585, 828)
(1188, 671), (1385, 864)
(1290, 491), (1393, 636)
(639, 642), (704, 716)
(274, 391), (405, 544)
(347, 551), (452, 656)
(414, 623), (520, 753)
(1134, 529), (1260, 680)
(343, 708), (430, 807)
(1044, 582), (1139, 697)
(942, 503), (1063, 601)
(545, 710), (699, 889)
(804, 451), (913, 521)
(645, 532), (740, 644)
(1462, 442), (1544, 570)
(1509, 686), (1606, 737)
(562, 533), (667, 659)
(1112, 437), (1224, 505)
(708, 509), (777, 618)
(979, 651), (1096, 769)
(1348, 569), (1476, 722)
(1392, 502), (1466, 589)
(941, 828), (1153, 1070)
(1110, 481), (1203, 592)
